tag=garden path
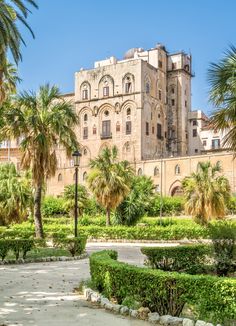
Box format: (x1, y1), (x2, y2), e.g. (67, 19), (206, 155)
(1, 242), (176, 326)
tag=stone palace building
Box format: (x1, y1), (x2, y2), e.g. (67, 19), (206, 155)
(1, 43), (236, 196)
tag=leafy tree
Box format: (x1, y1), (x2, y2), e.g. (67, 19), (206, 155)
(208, 45), (236, 152)
(0, 163), (33, 225)
(115, 175), (155, 226)
(0, 0), (38, 103)
(0, 84), (79, 237)
(87, 146), (134, 226)
(182, 161), (230, 224)
(63, 184), (88, 217)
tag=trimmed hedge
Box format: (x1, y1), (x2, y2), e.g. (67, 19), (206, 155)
(52, 236), (87, 257)
(0, 239), (34, 260)
(141, 245), (212, 274)
(90, 250), (236, 324)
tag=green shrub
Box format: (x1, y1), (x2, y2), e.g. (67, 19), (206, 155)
(55, 236), (87, 257)
(208, 221), (236, 276)
(42, 196), (68, 217)
(141, 245), (212, 274)
(0, 239), (34, 260)
(148, 196), (184, 216)
(227, 196), (236, 214)
(90, 250), (236, 323)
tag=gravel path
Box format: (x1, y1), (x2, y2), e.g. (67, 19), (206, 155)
(0, 242), (169, 326)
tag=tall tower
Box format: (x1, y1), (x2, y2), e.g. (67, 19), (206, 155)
(166, 53), (192, 156)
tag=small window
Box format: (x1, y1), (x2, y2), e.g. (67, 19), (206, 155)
(158, 60), (162, 68)
(93, 125), (97, 135)
(127, 108), (131, 116)
(146, 83), (150, 94)
(171, 99), (175, 106)
(104, 110), (109, 117)
(116, 122), (121, 132)
(82, 89), (88, 100)
(58, 173), (62, 182)
(83, 172), (87, 181)
(192, 129), (197, 137)
(185, 64), (190, 71)
(175, 165), (180, 175)
(154, 166), (159, 176)
(126, 121), (132, 135)
(172, 62), (177, 70)
(159, 90), (162, 100)
(157, 123), (162, 139)
(83, 127), (88, 139)
(103, 86), (109, 97)
(185, 100), (187, 107)
(212, 139), (220, 149)
(152, 126), (155, 134)
(125, 82), (132, 93)
(203, 140), (207, 146)
(83, 148), (87, 155)
(84, 113), (88, 122)
(137, 168), (142, 176)
(195, 149), (198, 153)
(146, 122), (149, 136)
(192, 120), (197, 126)
(171, 87), (175, 94)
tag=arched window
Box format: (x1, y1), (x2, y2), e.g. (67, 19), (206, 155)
(127, 108), (131, 116)
(93, 125), (97, 135)
(175, 164), (180, 175)
(83, 171), (87, 181)
(154, 166), (159, 176)
(84, 113), (88, 122)
(58, 173), (62, 182)
(137, 168), (142, 176)
(116, 122), (121, 132)
(83, 148), (87, 155)
(146, 82), (150, 94)
(123, 73), (134, 94)
(99, 75), (114, 98)
(81, 82), (90, 100)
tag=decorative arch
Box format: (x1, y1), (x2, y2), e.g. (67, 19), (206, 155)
(144, 75), (151, 94)
(154, 166), (160, 176)
(168, 180), (183, 197)
(80, 81), (91, 100)
(98, 75), (114, 98)
(122, 141), (135, 161)
(122, 73), (135, 94)
(80, 146), (91, 166)
(58, 173), (62, 182)
(137, 168), (142, 176)
(175, 164), (181, 175)
(83, 171), (87, 181)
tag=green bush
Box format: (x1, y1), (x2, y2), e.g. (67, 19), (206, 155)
(0, 239), (34, 260)
(42, 196), (68, 217)
(227, 196), (236, 214)
(148, 196), (184, 216)
(54, 236), (87, 257)
(90, 250), (236, 323)
(141, 245), (212, 274)
(208, 221), (236, 276)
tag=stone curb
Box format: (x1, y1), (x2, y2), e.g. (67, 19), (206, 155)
(82, 287), (220, 326)
(0, 252), (88, 265)
(87, 239), (211, 244)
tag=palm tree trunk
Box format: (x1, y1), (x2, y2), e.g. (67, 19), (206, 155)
(34, 181), (44, 238)
(106, 208), (111, 226)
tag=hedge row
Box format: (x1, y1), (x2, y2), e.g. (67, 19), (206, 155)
(141, 244), (212, 274)
(90, 250), (236, 324)
(0, 239), (34, 260)
(52, 235), (87, 257)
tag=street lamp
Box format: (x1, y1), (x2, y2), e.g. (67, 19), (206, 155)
(72, 150), (82, 237)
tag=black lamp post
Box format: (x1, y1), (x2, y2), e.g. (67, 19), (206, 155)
(72, 150), (82, 237)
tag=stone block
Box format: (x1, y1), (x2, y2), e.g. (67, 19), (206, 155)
(183, 318), (195, 326)
(148, 312), (160, 323)
(90, 292), (101, 303)
(130, 309), (139, 318)
(112, 304), (122, 313)
(195, 321), (207, 326)
(138, 307), (151, 320)
(160, 315), (183, 326)
(120, 306), (130, 315)
(100, 297), (110, 307)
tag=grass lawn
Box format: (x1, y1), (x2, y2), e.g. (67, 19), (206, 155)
(5, 247), (71, 260)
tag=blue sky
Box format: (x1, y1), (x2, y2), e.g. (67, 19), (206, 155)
(18, 0), (236, 115)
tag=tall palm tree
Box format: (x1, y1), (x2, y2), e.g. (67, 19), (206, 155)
(0, 163), (32, 226)
(182, 161), (230, 224)
(87, 146), (134, 226)
(0, 0), (38, 102)
(0, 61), (21, 103)
(0, 84), (79, 237)
(208, 45), (236, 152)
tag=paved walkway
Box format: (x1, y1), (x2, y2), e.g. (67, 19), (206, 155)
(0, 242), (176, 326)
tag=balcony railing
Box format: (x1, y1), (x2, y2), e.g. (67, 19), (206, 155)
(100, 133), (112, 140)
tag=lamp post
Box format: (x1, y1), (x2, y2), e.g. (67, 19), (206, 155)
(72, 150), (82, 237)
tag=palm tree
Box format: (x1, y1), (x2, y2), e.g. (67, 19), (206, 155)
(87, 146), (134, 226)
(0, 0), (38, 102)
(182, 161), (230, 224)
(208, 45), (236, 152)
(63, 184), (88, 217)
(0, 163), (32, 226)
(0, 84), (79, 237)
(0, 61), (21, 103)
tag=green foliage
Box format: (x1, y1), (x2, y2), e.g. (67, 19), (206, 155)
(227, 196), (236, 214)
(42, 196), (68, 217)
(83, 196), (105, 216)
(208, 221), (236, 276)
(148, 196), (184, 216)
(182, 161), (231, 224)
(90, 250), (236, 323)
(87, 146), (134, 226)
(0, 163), (33, 226)
(53, 236), (87, 257)
(0, 239), (34, 260)
(115, 175), (155, 226)
(63, 184), (88, 216)
(141, 245), (212, 274)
